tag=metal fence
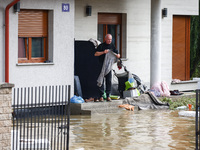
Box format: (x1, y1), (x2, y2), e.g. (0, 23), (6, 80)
(196, 89), (200, 150)
(12, 85), (71, 150)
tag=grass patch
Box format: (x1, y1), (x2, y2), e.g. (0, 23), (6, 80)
(160, 97), (196, 110)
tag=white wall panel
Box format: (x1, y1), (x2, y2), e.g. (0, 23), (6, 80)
(0, 0), (74, 90)
(75, 0), (198, 88)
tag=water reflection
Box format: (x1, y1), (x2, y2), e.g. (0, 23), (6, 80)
(69, 110), (195, 150)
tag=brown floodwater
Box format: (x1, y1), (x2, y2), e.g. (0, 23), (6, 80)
(69, 109), (195, 150)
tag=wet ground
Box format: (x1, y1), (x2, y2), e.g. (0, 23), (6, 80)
(69, 109), (195, 150)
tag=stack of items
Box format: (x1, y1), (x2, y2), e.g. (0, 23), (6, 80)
(123, 78), (140, 98)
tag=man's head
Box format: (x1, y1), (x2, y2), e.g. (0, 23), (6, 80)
(105, 34), (112, 44)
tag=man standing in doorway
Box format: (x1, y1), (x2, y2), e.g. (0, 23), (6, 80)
(94, 34), (120, 102)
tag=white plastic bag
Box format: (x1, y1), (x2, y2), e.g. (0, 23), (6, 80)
(151, 81), (170, 97)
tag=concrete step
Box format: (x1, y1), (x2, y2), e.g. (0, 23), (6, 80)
(70, 92), (196, 115)
(170, 80), (198, 91)
(70, 100), (138, 115)
(81, 100), (123, 110)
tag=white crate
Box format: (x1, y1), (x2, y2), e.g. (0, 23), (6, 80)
(123, 89), (139, 98)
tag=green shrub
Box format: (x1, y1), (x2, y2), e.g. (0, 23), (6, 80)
(160, 97), (196, 110)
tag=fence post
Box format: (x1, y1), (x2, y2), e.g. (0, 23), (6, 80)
(0, 83), (14, 149)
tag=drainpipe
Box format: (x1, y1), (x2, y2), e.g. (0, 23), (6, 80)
(5, 0), (20, 83)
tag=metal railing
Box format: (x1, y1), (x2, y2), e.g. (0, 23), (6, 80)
(196, 89), (200, 150)
(12, 85), (71, 150)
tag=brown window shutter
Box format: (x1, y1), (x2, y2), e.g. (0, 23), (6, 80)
(98, 13), (122, 25)
(172, 16), (190, 80)
(18, 10), (48, 37)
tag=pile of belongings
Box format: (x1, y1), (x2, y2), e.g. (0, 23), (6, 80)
(150, 81), (183, 97)
(122, 91), (169, 110)
(149, 81), (170, 97)
(123, 78), (140, 98)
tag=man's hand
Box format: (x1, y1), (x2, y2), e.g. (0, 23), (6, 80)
(116, 54), (120, 58)
(104, 49), (109, 54)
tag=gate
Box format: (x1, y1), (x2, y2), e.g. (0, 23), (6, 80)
(196, 89), (200, 150)
(12, 85), (71, 150)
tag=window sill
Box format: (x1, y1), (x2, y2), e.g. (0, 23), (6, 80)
(16, 62), (54, 66)
(171, 80), (198, 85)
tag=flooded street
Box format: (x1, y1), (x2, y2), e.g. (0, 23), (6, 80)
(69, 110), (195, 150)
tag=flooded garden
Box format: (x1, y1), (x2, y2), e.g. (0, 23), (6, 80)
(69, 109), (195, 150)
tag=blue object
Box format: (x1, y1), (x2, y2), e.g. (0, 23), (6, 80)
(149, 89), (161, 97)
(62, 3), (70, 12)
(128, 78), (135, 83)
(70, 95), (84, 103)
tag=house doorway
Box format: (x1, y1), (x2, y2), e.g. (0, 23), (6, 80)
(172, 15), (190, 80)
(98, 13), (122, 56)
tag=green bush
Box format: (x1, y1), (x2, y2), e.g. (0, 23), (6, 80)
(160, 97), (196, 110)
(190, 14), (200, 78)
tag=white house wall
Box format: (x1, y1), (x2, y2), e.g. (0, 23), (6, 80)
(75, 0), (199, 88)
(75, 0), (151, 86)
(0, 0), (74, 89)
(161, 0), (199, 85)
(0, 1), (5, 83)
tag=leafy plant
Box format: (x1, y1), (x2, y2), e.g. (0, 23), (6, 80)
(190, 13), (200, 78)
(160, 97), (196, 110)
(161, 97), (172, 105)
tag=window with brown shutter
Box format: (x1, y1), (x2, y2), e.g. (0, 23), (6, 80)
(98, 13), (122, 56)
(18, 9), (48, 63)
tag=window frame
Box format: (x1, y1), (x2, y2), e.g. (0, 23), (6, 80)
(18, 9), (48, 63)
(98, 13), (122, 56)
